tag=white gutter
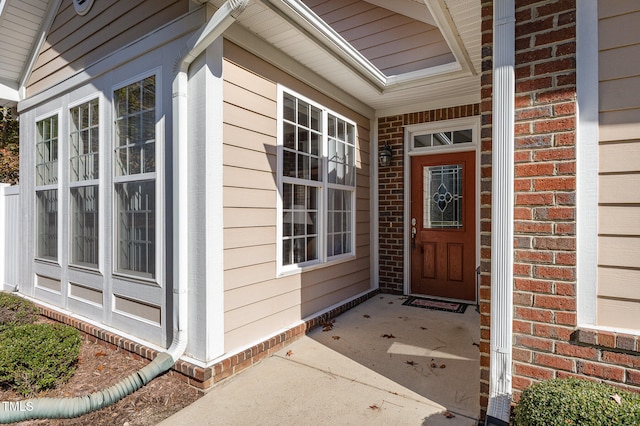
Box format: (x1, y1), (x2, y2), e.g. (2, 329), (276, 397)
(169, 0), (249, 362)
(487, 0), (514, 425)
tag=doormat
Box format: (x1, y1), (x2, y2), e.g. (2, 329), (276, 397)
(402, 296), (467, 314)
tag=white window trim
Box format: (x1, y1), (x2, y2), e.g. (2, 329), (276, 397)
(67, 95), (102, 272)
(34, 109), (62, 264)
(110, 68), (164, 286)
(276, 85), (357, 276)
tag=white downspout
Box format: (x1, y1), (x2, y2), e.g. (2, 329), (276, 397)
(487, 0), (514, 425)
(169, 0), (249, 363)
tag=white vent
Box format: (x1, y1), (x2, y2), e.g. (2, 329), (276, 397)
(73, 0), (95, 16)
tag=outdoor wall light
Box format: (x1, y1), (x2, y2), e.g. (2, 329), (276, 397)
(379, 143), (393, 167)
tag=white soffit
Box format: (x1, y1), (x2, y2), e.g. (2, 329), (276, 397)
(0, 0), (52, 104)
(218, 0), (480, 112)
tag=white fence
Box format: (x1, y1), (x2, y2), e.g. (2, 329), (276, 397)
(0, 184), (21, 291)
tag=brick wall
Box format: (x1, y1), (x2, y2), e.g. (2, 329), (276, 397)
(377, 106), (480, 294)
(480, 0), (640, 418)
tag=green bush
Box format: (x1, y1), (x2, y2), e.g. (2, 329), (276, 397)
(514, 378), (640, 425)
(0, 323), (81, 396)
(0, 292), (39, 329)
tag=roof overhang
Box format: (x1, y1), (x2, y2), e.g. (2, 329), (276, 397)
(262, 0), (475, 92)
(215, 0), (481, 113)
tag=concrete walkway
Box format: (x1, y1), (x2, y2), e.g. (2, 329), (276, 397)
(160, 296), (480, 425)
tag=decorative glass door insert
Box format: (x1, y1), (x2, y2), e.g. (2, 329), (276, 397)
(423, 164), (463, 229)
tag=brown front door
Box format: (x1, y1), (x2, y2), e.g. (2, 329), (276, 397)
(410, 151), (476, 301)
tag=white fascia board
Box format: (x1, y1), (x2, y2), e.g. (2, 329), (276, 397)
(258, 0), (473, 94)
(224, 23), (375, 118)
(260, 0), (388, 89)
(0, 80), (18, 103)
(423, 0), (477, 76)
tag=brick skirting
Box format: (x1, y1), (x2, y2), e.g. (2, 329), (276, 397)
(37, 289), (379, 390)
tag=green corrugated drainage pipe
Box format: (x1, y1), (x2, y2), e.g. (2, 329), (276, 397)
(0, 352), (173, 423)
(0, 0), (249, 422)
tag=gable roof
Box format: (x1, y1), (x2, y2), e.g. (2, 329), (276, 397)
(0, 0), (58, 106)
(0, 0), (480, 113)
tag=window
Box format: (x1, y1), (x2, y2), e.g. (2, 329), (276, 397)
(412, 129), (473, 149)
(113, 76), (156, 278)
(69, 98), (99, 267)
(35, 115), (59, 260)
(279, 89), (356, 269)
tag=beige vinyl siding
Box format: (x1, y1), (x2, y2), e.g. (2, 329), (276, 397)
(222, 41), (371, 351)
(597, 3), (640, 330)
(26, 0), (189, 95)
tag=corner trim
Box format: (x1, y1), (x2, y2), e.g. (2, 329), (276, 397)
(575, 0), (598, 327)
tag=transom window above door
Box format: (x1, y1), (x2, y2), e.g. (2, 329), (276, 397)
(413, 129), (472, 149)
(406, 117), (479, 154)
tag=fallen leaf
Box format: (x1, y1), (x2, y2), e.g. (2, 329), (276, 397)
(472, 342), (480, 347)
(443, 410), (455, 419)
(440, 364), (446, 369)
(430, 363), (437, 368)
(96, 365), (105, 371)
(388, 301), (394, 304)
(420, 327), (428, 330)
(381, 334), (396, 339)
(321, 320), (334, 331)
(363, 314), (371, 318)
(332, 336), (341, 340)
(369, 404), (379, 410)
(286, 350), (294, 357)
(611, 394), (622, 405)
(95, 351), (108, 357)
(406, 360), (417, 366)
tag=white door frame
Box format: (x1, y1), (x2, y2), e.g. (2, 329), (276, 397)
(402, 116), (481, 303)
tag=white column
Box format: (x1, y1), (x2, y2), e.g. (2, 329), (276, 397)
(488, 0), (515, 424)
(0, 184), (7, 290)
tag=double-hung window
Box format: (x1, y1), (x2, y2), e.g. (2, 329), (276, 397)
(113, 75), (156, 278)
(35, 115), (59, 260)
(69, 99), (99, 268)
(279, 88), (356, 270)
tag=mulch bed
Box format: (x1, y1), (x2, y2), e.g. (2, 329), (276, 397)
(0, 319), (202, 426)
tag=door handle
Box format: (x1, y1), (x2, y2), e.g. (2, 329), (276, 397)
(411, 217), (417, 248)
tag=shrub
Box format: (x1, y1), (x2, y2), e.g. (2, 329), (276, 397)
(0, 144), (19, 185)
(0, 323), (81, 396)
(514, 378), (640, 425)
(0, 292), (39, 329)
